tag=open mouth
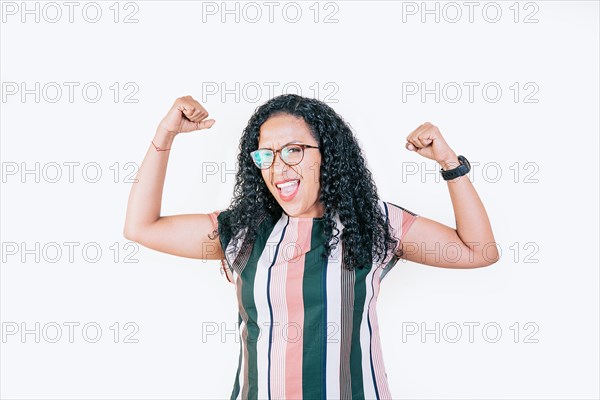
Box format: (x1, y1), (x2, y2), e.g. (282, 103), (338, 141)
(276, 179), (300, 201)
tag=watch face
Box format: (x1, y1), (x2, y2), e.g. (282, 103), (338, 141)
(459, 155), (470, 169)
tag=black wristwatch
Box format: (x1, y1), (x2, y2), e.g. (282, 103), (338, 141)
(440, 155), (471, 181)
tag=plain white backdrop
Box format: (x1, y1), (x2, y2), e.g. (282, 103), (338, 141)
(1, 1), (598, 399)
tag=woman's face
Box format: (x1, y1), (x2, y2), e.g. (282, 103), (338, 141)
(257, 113), (325, 219)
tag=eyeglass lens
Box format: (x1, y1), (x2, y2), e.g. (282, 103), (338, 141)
(253, 145), (303, 169)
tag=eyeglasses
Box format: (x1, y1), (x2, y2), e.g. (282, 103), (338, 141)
(250, 143), (320, 170)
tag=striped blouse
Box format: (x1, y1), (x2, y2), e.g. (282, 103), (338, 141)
(208, 200), (419, 400)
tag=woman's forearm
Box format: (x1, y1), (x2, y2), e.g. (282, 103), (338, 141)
(123, 128), (175, 239)
(439, 153), (500, 262)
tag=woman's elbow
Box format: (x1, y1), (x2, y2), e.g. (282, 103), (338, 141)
(123, 225), (138, 241)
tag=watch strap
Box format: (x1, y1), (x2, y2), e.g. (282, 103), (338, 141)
(440, 155), (470, 181)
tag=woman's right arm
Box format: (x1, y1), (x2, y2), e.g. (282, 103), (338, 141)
(122, 96), (224, 260)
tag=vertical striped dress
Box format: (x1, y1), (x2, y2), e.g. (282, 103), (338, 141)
(208, 200), (419, 400)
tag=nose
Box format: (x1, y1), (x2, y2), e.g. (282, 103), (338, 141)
(269, 152), (291, 180)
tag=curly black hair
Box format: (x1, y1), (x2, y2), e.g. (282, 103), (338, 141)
(211, 94), (400, 271)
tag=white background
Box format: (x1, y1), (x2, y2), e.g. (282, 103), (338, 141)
(1, 1), (598, 399)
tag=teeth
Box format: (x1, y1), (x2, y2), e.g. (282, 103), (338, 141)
(276, 180), (299, 189)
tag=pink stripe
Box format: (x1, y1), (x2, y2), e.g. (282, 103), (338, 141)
(389, 206), (403, 255)
(369, 266), (392, 398)
(368, 201), (399, 397)
(284, 219), (311, 399)
(269, 221), (297, 397)
(400, 210), (418, 241)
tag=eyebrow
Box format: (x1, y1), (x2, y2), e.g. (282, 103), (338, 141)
(256, 140), (303, 150)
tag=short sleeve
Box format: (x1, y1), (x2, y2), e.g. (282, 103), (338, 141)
(382, 200), (419, 256)
(207, 209), (235, 284)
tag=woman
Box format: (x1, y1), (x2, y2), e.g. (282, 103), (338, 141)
(123, 94), (499, 399)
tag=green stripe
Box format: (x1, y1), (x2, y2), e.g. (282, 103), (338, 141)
(350, 266), (370, 399)
(239, 218), (277, 400)
(302, 221), (328, 398)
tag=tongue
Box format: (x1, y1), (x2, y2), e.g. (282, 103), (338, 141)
(281, 182), (298, 195)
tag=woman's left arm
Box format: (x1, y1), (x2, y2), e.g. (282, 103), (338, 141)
(399, 122), (500, 269)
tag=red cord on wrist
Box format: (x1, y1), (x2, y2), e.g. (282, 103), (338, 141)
(151, 140), (171, 152)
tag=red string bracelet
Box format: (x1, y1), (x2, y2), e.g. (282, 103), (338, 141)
(151, 140), (171, 152)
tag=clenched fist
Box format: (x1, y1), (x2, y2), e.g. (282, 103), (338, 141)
(405, 122), (457, 165)
(158, 95), (216, 135)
